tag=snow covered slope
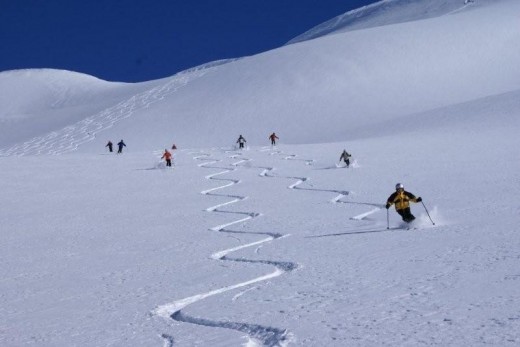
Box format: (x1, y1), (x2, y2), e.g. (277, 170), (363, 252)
(1, 1), (520, 346)
(0, 69), (163, 151)
(288, 0), (476, 44)
(1, 0), (519, 153)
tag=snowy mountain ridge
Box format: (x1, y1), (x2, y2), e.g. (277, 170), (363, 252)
(1, 0), (519, 153)
(288, 0), (490, 44)
(1, 1), (520, 346)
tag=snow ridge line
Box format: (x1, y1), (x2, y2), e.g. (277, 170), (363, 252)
(0, 69), (209, 156)
(154, 150), (295, 347)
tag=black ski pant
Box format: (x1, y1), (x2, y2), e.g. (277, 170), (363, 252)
(166, 159), (172, 167)
(397, 207), (415, 223)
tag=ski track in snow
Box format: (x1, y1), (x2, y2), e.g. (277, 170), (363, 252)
(153, 145), (385, 346)
(160, 334), (175, 347)
(260, 146), (350, 203)
(154, 149), (299, 347)
(263, 147), (392, 237)
(0, 68), (209, 156)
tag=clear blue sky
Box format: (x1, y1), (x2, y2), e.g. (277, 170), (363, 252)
(1, 0), (375, 82)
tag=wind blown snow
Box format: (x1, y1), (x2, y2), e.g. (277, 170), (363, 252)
(1, 0), (519, 346)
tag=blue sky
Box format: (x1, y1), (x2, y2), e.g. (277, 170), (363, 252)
(1, 0), (375, 82)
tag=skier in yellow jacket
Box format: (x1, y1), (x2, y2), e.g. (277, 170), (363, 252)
(385, 183), (422, 223)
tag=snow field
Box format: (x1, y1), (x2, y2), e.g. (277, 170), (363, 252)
(1, 0), (520, 345)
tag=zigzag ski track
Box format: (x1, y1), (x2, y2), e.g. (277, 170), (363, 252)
(154, 148), (299, 347)
(153, 146), (384, 346)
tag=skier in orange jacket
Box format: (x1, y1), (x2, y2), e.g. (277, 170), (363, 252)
(161, 149), (173, 167)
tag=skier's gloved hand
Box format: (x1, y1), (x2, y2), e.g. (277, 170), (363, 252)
(385, 203), (391, 209)
(416, 197), (422, 202)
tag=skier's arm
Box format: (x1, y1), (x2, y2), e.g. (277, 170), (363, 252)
(386, 192), (397, 209)
(405, 191), (421, 202)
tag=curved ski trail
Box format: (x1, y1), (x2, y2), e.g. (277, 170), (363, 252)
(259, 146), (350, 203)
(154, 150), (296, 347)
(260, 146), (387, 236)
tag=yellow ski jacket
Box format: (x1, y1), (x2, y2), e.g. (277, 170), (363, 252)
(386, 190), (419, 210)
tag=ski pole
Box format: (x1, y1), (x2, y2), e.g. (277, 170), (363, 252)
(386, 208), (390, 229)
(421, 201), (435, 225)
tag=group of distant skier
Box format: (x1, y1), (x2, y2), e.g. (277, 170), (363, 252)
(233, 134), (426, 226)
(107, 139), (177, 167)
(237, 134), (425, 224)
(106, 131), (430, 227)
(235, 132), (279, 149)
(105, 140), (126, 154)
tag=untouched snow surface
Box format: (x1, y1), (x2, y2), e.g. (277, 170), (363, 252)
(1, 0), (520, 346)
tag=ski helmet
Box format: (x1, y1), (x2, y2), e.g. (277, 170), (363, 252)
(395, 183), (404, 190)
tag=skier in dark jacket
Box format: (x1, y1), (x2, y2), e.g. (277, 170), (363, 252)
(269, 132), (279, 146)
(106, 141), (113, 153)
(117, 140), (126, 154)
(386, 183), (422, 223)
(236, 135), (246, 149)
(339, 149), (352, 168)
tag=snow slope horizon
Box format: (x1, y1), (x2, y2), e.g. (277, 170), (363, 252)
(1, 0), (519, 153)
(1, 1), (520, 346)
(0, 69), (165, 150)
(287, 0), (479, 44)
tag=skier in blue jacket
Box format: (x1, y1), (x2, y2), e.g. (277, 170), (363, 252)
(117, 140), (126, 154)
